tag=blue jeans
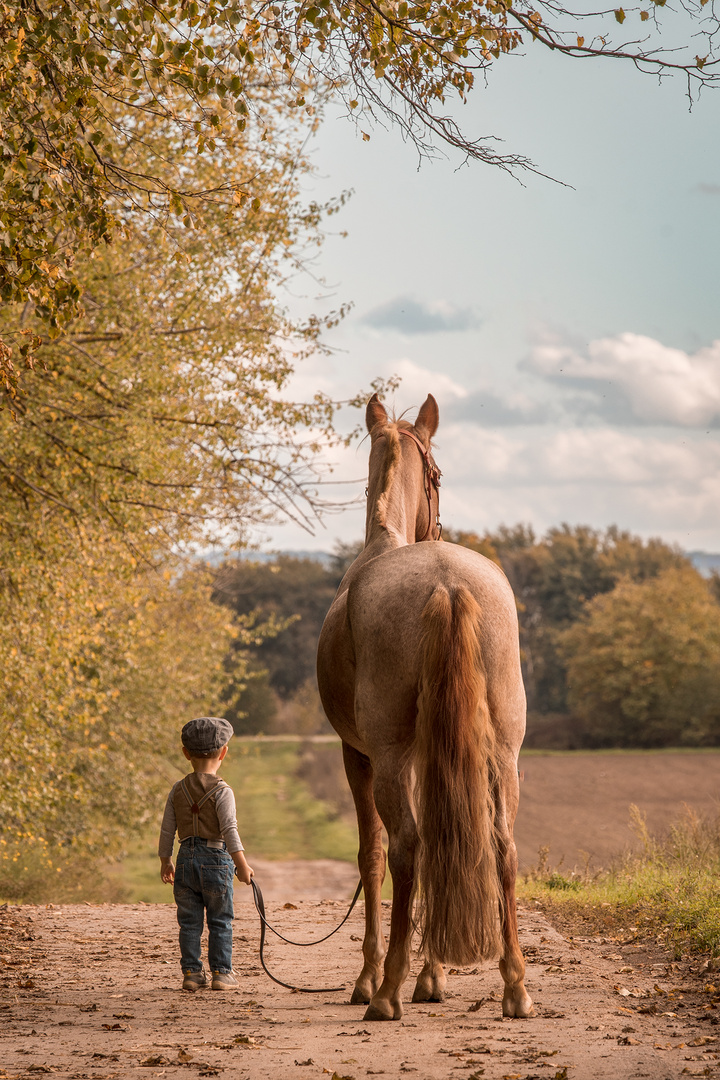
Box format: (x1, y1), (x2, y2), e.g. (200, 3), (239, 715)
(174, 838), (235, 974)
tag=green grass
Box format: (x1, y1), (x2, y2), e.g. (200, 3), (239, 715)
(519, 804), (720, 957)
(107, 741), (359, 904)
(224, 742), (357, 862)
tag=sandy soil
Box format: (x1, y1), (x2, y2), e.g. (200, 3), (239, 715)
(2, 878), (719, 1080)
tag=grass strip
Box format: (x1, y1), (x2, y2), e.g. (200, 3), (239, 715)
(518, 804), (720, 957)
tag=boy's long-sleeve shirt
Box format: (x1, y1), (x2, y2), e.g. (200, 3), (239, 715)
(158, 772), (244, 858)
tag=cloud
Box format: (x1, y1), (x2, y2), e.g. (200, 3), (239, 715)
(524, 332), (720, 428)
(262, 345), (720, 554)
(435, 424), (720, 550)
(381, 358), (468, 408)
(447, 389), (556, 426)
(443, 425), (718, 487)
(361, 295), (481, 335)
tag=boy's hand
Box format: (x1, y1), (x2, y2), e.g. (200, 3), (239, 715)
(160, 857), (175, 884)
(232, 852), (254, 886)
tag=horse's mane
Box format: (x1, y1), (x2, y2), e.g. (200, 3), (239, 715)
(374, 423), (401, 529)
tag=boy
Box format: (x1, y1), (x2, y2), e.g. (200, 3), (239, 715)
(159, 716), (254, 991)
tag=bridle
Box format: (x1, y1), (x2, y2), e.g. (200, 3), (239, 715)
(398, 428), (442, 541)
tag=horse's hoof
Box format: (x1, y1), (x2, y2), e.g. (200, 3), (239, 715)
(502, 992), (534, 1019)
(350, 986), (371, 1005)
(411, 986), (445, 1003)
(364, 1002), (400, 1022)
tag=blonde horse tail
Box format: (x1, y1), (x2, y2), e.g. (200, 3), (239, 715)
(414, 584), (503, 966)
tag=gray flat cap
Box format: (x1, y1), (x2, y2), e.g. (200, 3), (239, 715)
(182, 716), (234, 753)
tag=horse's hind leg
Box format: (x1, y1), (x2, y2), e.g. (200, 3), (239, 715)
(364, 759), (416, 1022)
(412, 958), (446, 1003)
(496, 768), (533, 1019)
(342, 743), (387, 1005)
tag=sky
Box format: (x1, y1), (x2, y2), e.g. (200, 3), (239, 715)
(256, 24), (720, 557)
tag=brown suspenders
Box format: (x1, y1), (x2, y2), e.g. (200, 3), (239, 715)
(179, 778), (227, 837)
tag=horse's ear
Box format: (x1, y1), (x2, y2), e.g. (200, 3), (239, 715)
(366, 393), (388, 433)
(415, 394), (439, 442)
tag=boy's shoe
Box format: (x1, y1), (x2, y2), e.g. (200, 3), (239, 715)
(182, 969), (207, 991)
(211, 970), (238, 990)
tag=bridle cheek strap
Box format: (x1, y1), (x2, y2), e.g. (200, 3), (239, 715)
(398, 429), (442, 541)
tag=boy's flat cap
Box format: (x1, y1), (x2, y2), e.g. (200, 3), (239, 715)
(182, 716), (234, 753)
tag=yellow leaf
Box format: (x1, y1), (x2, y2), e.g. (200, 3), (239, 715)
(577, 35), (585, 47)
(614, 7), (626, 21)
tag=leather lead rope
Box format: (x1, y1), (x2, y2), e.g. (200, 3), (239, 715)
(250, 878), (363, 993)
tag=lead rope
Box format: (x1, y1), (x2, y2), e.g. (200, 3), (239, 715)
(250, 877), (363, 993)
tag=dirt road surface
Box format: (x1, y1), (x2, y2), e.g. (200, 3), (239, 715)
(3, 870), (720, 1080)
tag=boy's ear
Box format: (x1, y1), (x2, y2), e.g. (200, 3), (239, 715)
(219, 745), (228, 760)
(182, 746), (192, 761)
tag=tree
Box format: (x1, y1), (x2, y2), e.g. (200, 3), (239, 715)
(449, 523), (689, 717)
(0, 92), (372, 558)
(3, 0), (719, 387)
(559, 566), (720, 748)
(0, 536), (239, 899)
(214, 554), (342, 732)
(0, 92), (384, 896)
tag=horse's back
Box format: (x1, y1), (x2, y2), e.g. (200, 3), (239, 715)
(335, 542), (525, 751)
(348, 541), (518, 653)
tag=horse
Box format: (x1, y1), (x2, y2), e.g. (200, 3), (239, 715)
(316, 392), (533, 1022)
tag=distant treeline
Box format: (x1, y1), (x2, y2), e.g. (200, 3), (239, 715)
(213, 527), (720, 750)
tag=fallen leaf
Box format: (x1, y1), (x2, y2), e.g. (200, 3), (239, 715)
(294, 1060), (314, 1067)
(140, 1056), (169, 1067)
(468, 999), (487, 1012)
(283, 902), (298, 910)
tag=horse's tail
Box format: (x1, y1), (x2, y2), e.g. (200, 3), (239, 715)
(414, 584), (503, 965)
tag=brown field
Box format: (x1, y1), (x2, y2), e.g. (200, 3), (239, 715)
(515, 749), (720, 873)
(299, 743), (720, 876)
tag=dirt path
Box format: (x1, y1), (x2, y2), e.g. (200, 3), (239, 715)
(2, 881), (719, 1080)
